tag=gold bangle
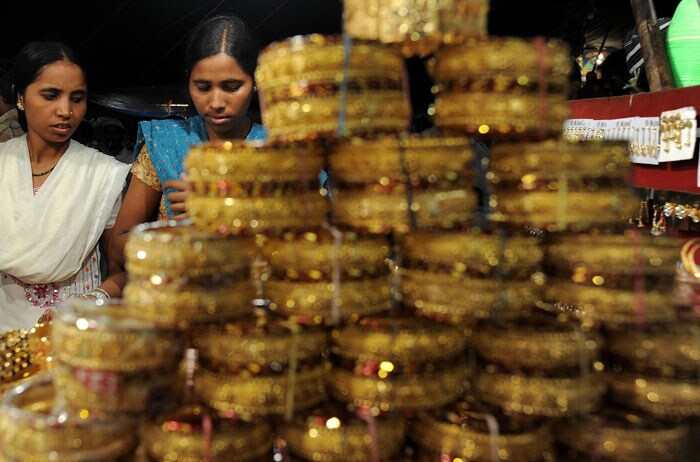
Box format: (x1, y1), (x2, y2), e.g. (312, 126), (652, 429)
(265, 277), (391, 324)
(473, 317), (602, 371)
(402, 269), (542, 322)
(476, 369), (606, 417)
(124, 278), (256, 328)
(558, 414), (689, 462)
(608, 373), (700, 418)
(125, 221), (255, 281)
(185, 140), (325, 184)
(434, 91), (570, 139)
(260, 92), (411, 142)
(401, 231), (543, 276)
(435, 37), (571, 83)
(52, 300), (180, 371)
(607, 324), (700, 376)
(139, 405), (273, 462)
(330, 316), (466, 364)
(489, 139), (630, 182)
(188, 193), (329, 236)
(195, 318), (327, 368)
(327, 365), (465, 411)
(332, 187), (477, 234)
(52, 359), (178, 414)
(541, 280), (678, 325)
(261, 231), (390, 280)
(488, 188), (640, 233)
(410, 411), (554, 461)
(195, 363), (327, 418)
(343, 0), (488, 56)
(329, 136), (473, 184)
(0, 373), (136, 460)
(256, 35), (405, 88)
(280, 408), (406, 462)
(0, 328), (34, 385)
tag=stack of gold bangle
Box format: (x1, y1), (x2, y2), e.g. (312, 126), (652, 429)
(487, 140), (638, 232)
(194, 316), (328, 418)
(139, 405), (273, 462)
(51, 300), (180, 413)
(607, 324), (700, 377)
(279, 405), (407, 461)
(123, 221), (257, 327)
(255, 34), (410, 141)
(0, 374), (137, 461)
(342, 0), (488, 56)
(608, 373), (700, 418)
(0, 328), (38, 391)
(473, 315), (602, 371)
(260, 230), (392, 322)
(328, 136), (476, 234)
(410, 400), (554, 461)
(326, 317), (466, 410)
(185, 141), (329, 235)
(401, 231), (544, 322)
(434, 37), (571, 139)
(557, 412), (689, 462)
(476, 368), (606, 417)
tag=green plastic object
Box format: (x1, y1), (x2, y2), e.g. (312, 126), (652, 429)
(666, 0), (700, 87)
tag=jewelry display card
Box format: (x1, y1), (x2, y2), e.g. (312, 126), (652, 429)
(658, 106), (697, 163)
(629, 117), (660, 165)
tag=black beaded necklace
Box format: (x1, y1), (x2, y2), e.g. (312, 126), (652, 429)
(31, 165), (57, 177)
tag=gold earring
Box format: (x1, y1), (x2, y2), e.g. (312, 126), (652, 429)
(16, 101), (24, 111)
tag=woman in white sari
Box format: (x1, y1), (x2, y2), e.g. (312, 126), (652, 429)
(0, 42), (130, 331)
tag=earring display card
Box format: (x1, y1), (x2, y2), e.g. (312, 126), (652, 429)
(658, 106), (697, 163)
(629, 117), (661, 165)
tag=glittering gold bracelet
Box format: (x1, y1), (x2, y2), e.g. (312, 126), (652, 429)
(476, 369), (606, 417)
(330, 316), (466, 364)
(0, 328), (34, 386)
(607, 324), (700, 376)
(52, 359), (178, 414)
(434, 91), (570, 139)
(608, 373), (700, 418)
(410, 411), (553, 461)
(329, 135), (473, 184)
(402, 269), (542, 322)
(327, 365), (465, 411)
(124, 278), (256, 328)
(188, 193), (329, 236)
(473, 320), (602, 371)
(558, 414), (689, 461)
(195, 363), (327, 418)
(488, 188), (639, 233)
(332, 186), (477, 234)
(343, 0), (488, 56)
(401, 231), (543, 276)
(0, 373), (137, 460)
(261, 231), (389, 280)
(256, 34), (405, 88)
(139, 405), (273, 462)
(265, 277), (391, 323)
(195, 319), (327, 368)
(125, 221), (255, 280)
(488, 139), (630, 182)
(52, 301), (179, 372)
(434, 36), (571, 83)
(541, 280), (678, 325)
(281, 409), (407, 462)
(261, 92), (411, 142)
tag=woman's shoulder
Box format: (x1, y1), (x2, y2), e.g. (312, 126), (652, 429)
(68, 141), (131, 171)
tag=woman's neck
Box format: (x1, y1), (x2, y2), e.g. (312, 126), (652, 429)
(204, 116), (253, 143)
(26, 135), (69, 164)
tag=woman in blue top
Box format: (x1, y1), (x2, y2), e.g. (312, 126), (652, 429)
(111, 14), (265, 265)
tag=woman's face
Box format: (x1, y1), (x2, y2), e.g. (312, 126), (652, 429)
(189, 52), (254, 141)
(19, 60), (87, 144)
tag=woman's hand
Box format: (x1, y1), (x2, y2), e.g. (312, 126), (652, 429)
(163, 173), (192, 220)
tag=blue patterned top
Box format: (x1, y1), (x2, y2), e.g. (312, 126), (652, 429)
(134, 115), (266, 218)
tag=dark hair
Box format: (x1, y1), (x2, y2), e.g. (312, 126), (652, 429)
(0, 58), (13, 104)
(12, 41), (84, 131)
(184, 14), (259, 83)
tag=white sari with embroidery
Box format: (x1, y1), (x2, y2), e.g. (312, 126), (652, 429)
(0, 136), (130, 331)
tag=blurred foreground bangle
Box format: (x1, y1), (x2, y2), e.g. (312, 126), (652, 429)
(86, 288), (110, 304)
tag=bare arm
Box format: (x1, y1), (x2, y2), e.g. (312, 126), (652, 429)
(97, 227), (128, 299)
